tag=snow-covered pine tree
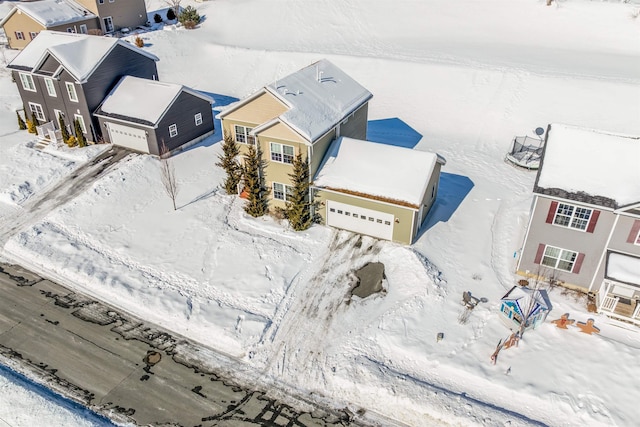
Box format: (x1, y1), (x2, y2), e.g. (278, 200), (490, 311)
(242, 144), (269, 217)
(215, 131), (242, 195)
(74, 118), (86, 147)
(285, 153), (316, 231)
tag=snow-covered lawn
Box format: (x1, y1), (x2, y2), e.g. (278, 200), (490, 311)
(1, 0), (639, 425)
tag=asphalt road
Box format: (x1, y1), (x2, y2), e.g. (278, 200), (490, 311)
(0, 262), (360, 427)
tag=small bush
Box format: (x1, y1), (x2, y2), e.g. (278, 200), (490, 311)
(134, 36), (144, 48)
(74, 118), (86, 147)
(65, 136), (77, 147)
(153, 13), (163, 23)
(166, 8), (176, 21)
(27, 112), (38, 134)
(179, 6), (200, 27)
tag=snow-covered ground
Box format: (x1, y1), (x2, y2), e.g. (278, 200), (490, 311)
(1, 0), (640, 425)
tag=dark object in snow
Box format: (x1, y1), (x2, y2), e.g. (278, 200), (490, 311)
(436, 332), (444, 342)
(352, 262), (385, 299)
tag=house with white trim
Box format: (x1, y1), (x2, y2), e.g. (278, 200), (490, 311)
(516, 124), (640, 324)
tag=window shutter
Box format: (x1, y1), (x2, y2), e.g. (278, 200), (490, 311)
(545, 201), (558, 224)
(586, 210), (600, 233)
(627, 220), (640, 243)
(573, 253), (585, 274)
(533, 243), (545, 264)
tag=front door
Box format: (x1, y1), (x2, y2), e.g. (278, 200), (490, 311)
(103, 16), (114, 33)
(79, 24), (88, 34)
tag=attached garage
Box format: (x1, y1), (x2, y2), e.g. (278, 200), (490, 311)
(95, 76), (214, 155)
(314, 137), (446, 245)
(327, 200), (394, 241)
(105, 122), (149, 153)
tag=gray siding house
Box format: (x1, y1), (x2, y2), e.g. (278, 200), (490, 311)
(94, 76), (215, 155)
(516, 124), (640, 324)
(7, 31), (158, 144)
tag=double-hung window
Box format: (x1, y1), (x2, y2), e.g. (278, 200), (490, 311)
(65, 82), (78, 102)
(169, 124), (178, 137)
(272, 182), (293, 201)
(553, 203), (592, 231)
(194, 113), (203, 126)
(29, 32), (38, 40)
(234, 125), (255, 145)
(28, 102), (45, 121)
(541, 245), (578, 272)
(15, 31), (25, 41)
(19, 73), (36, 92)
(44, 78), (57, 97)
(270, 143), (294, 164)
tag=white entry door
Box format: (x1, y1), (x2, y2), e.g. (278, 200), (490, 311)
(326, 200), (394, 241)
(106, 122), (149, 153)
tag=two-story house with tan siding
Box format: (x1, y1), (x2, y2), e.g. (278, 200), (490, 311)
(218, 59), (373, 210)
(1, 0), (148, 50)
(517, 124), (640, 324)
(0, 0), (99, 50)
(219, 60), (445, 245)
(7, 31), (158, 144)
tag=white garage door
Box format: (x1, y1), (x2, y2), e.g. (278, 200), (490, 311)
(107, 122), (149, 153)
(327, 200), (394, 241)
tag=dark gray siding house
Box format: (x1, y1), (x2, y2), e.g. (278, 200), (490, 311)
(94, 76), (215, 155)
(7, 31), (158, 144)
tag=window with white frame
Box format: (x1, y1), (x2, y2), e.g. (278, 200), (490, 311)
(553, 203), (592, 231)
(19, 73), (36, 92)
(234, 125), (255, 145)
(65, 82), (78, 102)
(194, 113), (203, 126)
(541, 245), (578, 272)
(15, 31), (25, 40)
(74, 114), (86, 134)
(272, 182), (293, 201)
(44, 78), (56, 97)
(28, 102), (45, 121)
(270, 142), (294, 164)
(66, 27), (76, 33)
(169, 124), (178, 137)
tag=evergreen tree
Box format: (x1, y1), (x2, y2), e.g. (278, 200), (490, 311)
(284, 153), (316, 231)
(74, 118), (87, 147)
(58, 115), (70, 142)
(215, 131), (242, 195)
(27, 112), (38, 134)
(17, 111), (26, 130)
(242, 144), (269, 217)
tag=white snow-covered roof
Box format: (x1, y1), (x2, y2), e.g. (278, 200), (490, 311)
(97, 76), (213, 125)
(7, 31), (159, 83)
(314, 137), (440, 207)
(501, 286), (551, 312)
(220, 59), (372, 142)
(536, 124), (640, 207)
(0, 0), (96, 28)
(606, 252), (640, 287)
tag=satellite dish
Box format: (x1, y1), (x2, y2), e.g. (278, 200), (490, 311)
(535, 127), (545, 136)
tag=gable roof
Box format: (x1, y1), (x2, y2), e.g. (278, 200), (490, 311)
(534, 124), (640, 209)
(314, 137), (444, 208)
(501, 286), (551, 314)
(94, 76), (214, 127)
(220, 59), (372, 142)
(7, 30), (159, 83)
(0, 0), (96, 28)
